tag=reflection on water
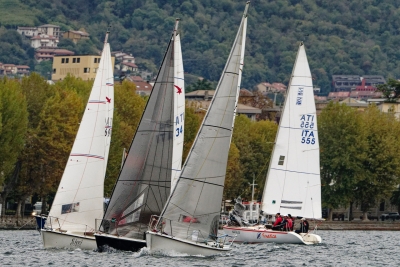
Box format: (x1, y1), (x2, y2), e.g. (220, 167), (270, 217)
(0, 230), (399, 266)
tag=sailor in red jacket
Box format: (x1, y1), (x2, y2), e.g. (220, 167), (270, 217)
(272, 213), (282, 230)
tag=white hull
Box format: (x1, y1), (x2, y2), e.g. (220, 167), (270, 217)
(41, 229), (97, 250)
(223, 226), (321, 245)
(146, 231), (230, 256)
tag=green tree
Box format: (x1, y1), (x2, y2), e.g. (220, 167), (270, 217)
(0, 78), (28, 216)
(376, 78), (400, 102)
(186, 79), (213, 93)
(318, 102), (364, 220)
(355, 105), (400, 219)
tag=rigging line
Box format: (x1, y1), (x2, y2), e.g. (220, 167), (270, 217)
(180, 177), (225, 187)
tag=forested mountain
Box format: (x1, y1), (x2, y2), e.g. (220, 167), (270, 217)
(1, 0), (400, 93)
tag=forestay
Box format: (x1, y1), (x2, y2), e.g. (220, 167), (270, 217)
(100, 22), (183, 240)
(46, 33), (114, 232)
(158, 5), (248, 242)
(261, 43), (322, 219)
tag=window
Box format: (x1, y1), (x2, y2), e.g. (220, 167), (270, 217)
(94, 68), (98, 73)
(73, 58), (76, 63)
(84, 68), (90, 73)
(61, 58), (65, 63)
(278, 155), (285, 165)
(94, 58), (100, 63)
(66, 58), (69, 63)
(77, 58), (80, 63)
(53, 68), (56, 74)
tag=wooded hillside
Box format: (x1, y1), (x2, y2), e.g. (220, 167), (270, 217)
(1, 0), (400, 93)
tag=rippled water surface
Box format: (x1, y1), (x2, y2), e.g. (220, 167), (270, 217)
(1, 230), (399, 266)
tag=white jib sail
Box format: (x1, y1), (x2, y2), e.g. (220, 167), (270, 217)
(158, 2), (249, 242)
(261, 43), (321, 219)
(171, 25), (185, 191)
(47, 33), (114, 232)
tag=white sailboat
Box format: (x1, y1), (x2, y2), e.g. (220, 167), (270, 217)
(41, 30), (114, 250)
(223, 42), (322, 245)
(146, 2), (249, 256)
(94, 19), (185, 252)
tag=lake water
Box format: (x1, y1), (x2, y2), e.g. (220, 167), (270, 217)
(1, 230), (399, 266)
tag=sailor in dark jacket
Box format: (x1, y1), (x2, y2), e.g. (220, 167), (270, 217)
(295, 217), (309, 234)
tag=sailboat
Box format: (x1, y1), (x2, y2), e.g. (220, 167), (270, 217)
(146, 1), (249, 256)
(223, 42), (323, 245)
(94, 19), (185, 252)
(40, 30), (114, 250)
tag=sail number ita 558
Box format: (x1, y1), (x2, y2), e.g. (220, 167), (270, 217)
(300, 114), (315, 145)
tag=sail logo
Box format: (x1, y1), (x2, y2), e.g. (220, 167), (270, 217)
(296, 87), (304, 105)
(300, 114), (315, 145)
(262, 233), (277, 238)
(257, 233), (261, 239)
(175, 112), (184, 137)
(174, 85), (182, 94)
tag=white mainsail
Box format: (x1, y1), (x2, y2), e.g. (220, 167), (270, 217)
(261, 43), (321, 219)
(171, 25), (185, 190)
(46, 32), (114, 232)
(157, 4), (248, 243)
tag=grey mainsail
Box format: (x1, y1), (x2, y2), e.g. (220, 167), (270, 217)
(100, 23), (181, 240)
(157, 3), (249, 242)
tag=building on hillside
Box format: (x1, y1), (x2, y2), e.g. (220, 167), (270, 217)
(185, 90), (261, 120)
(63, 30), (90, 44)
(16, 65), (30, 76)
(350, 90), (382, 100)
(332, 75), (386, 92)
(37, 24), (61, 38)
(17, 24), (60, 38)
(120, 62), (138, 72)
(35, 48), (75, 62)
(256, 82), (287, 93)
(331, 75), (361, 92)
(52, 55), (115, 81)
(131, 80), (153, 96)
(30, 34), (59, 49)
(185, 90), (215, 101)
(327, 91), (350, 101)
(367, 98), (400, 119)
(129, 76), (144, 82)
(2, 64), (17, 75)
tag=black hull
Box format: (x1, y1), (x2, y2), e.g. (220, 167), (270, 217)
(95, 234), (146, 252)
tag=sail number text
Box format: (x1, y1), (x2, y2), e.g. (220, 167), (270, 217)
(105, 117), (112, 136)
(300, 114), (315, 145)
(175, 112), (184, 137)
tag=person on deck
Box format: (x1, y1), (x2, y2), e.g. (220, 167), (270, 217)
(288, 214), (295, 230)
(271, 213), (282, 230)
(280, 215), (292, 231)
(295, 218), (309, 234)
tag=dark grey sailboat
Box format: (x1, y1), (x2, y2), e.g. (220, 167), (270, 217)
(95, 19), (185, 252)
